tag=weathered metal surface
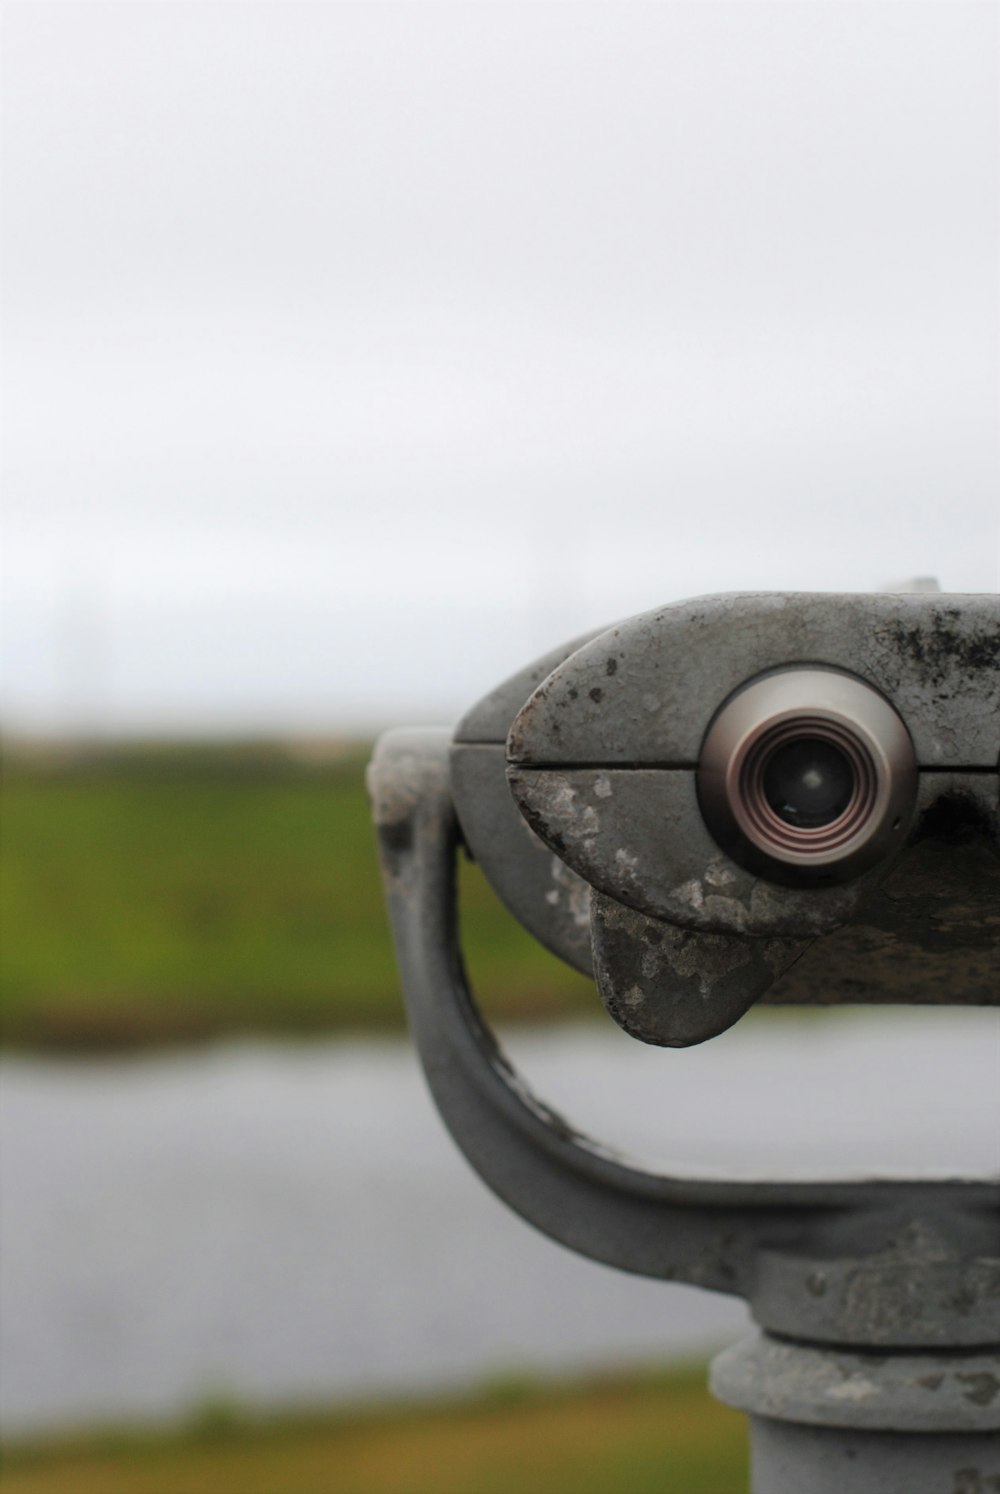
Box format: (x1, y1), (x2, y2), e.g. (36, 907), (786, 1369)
(509, 710), (998, 947)
(507, 764), (1000, 947)
(450, 744), (593, 977)
(745, 1418), (999, 1493)
(765, 784), (1000, 1007)
(450, 598), (999, 1048)
(507, 592), (1000, 768)
(710, 1331), (1000, 1432)
(712, 1334), (1000, 1491)
(581, 775), (1000, 1044)
(504, 595), (998, 1044)
(450, 631), (600, 975)
(752, 1219), (1000, 1348)
(589, 890), (809, 1046)
(506, 762), (891, 937)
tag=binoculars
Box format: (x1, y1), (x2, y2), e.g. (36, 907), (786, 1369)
(449, 591), (999, 1045)
(370, 590), (999, 1491)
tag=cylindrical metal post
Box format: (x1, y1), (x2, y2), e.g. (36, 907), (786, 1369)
(747, 1419), (1000, 1494)
(711, 1333), (1000, 1493)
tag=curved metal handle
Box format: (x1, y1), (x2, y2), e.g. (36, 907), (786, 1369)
(368, 728), (995, 1302)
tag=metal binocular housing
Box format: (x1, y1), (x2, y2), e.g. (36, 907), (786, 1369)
(369, 591), (1000, 1492)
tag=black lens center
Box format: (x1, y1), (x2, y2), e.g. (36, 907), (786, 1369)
(762, 738), (855, 829)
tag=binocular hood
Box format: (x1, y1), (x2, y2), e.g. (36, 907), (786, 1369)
(451, 592), (999, 1045)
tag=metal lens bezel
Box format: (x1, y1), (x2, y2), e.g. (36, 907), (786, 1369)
(698, 668), (916, 883)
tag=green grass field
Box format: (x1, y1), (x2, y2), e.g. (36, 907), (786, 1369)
(0, 740), (594, 1049)
(0, 1367), (747, 1494)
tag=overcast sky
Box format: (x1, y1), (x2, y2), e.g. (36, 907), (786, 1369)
(2, 2), (998, 736)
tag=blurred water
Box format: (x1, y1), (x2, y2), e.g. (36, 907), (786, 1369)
(1, 1010), (996, 1436)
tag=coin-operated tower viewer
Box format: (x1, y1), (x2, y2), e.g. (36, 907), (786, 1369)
(370, 591), (1000, 1492)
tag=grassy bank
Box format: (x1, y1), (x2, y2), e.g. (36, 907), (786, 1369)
(0, 741), (594, 1050)
(0, 1366), (747, 1494)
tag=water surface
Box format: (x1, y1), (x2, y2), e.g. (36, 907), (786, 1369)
(2, 1009), (996, 1435)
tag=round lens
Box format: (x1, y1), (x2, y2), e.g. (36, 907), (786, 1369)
(762, 738), (855, 829)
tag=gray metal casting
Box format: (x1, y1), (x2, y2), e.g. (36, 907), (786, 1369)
(369, 591), (1000, 1491)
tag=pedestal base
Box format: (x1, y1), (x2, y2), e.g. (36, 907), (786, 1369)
(749, 1417), (1000, 1494)
(711, 1332), (1000, 1493)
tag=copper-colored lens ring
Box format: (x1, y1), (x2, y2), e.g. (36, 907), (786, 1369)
(697, 667), (918, 883)
(736, 718), (877, 858)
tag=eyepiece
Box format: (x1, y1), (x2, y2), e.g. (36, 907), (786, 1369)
(698, 669), (916, 882)
(761, 737), (855, 829)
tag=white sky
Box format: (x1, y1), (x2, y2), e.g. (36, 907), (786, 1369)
(2, 1), (998, 736)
